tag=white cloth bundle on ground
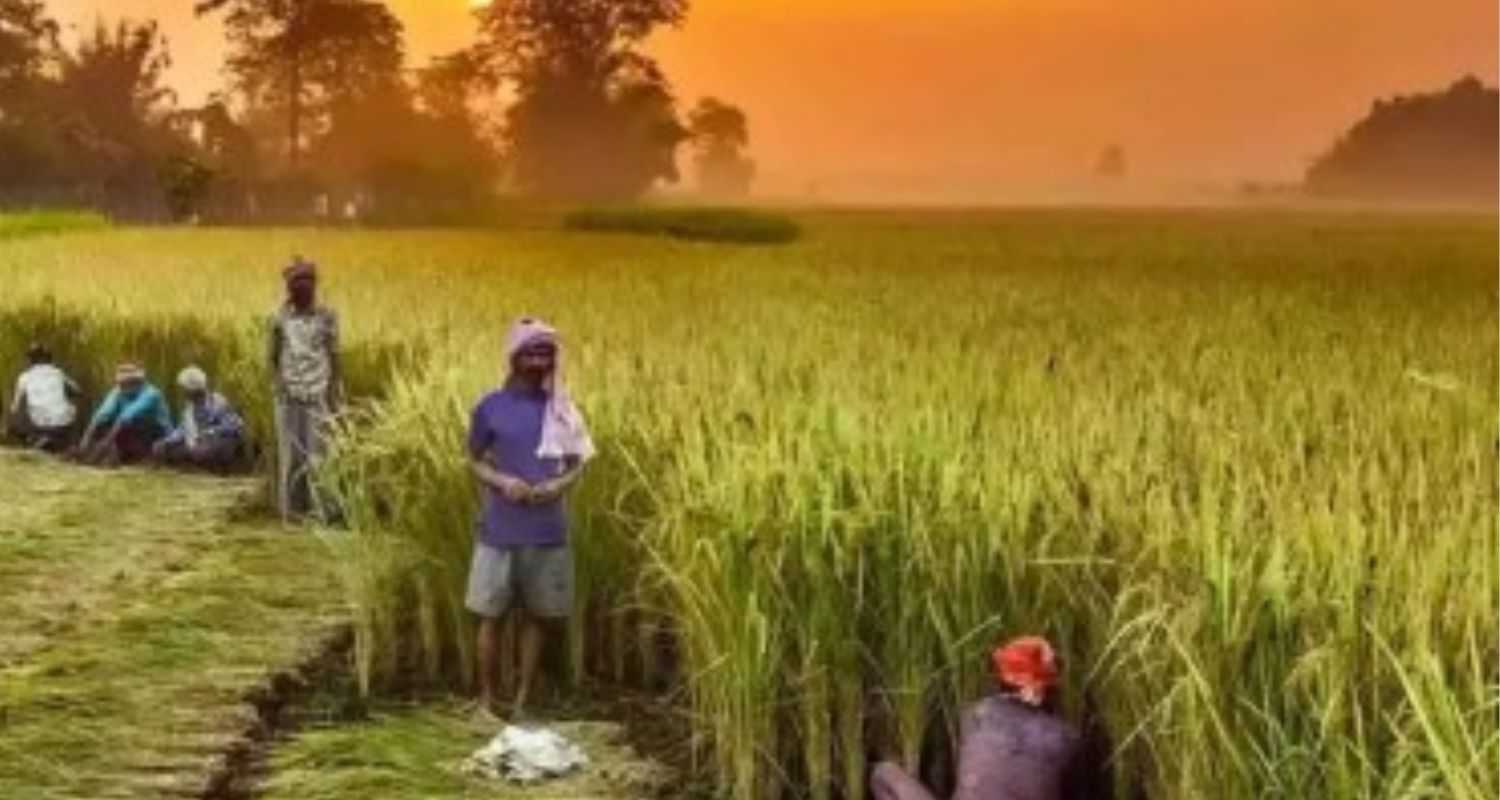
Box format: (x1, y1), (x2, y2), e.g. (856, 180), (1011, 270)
(462, 725), (590, 783)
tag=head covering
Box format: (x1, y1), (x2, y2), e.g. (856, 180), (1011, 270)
(505, 317), (595, 463)
(177, 365), (208, 392)
(115, 362), (146, 384)
(283, 255), (317, 283)
(991, 636), (1059, 706)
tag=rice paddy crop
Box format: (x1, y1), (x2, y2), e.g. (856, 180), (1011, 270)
(0, 209), (110, 240)
(0, 208), (1493, 800)
(563, 206), (802, 243)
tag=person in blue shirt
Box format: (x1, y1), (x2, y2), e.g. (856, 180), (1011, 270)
(153, 366), (247, 473)
(77, 362), (173, 466)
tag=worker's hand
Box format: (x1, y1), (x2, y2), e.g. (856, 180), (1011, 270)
(528, 478), (570, 504)
(497, 476), (533, 504)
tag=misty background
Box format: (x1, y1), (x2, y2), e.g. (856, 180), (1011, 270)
(20, 0), (1500, 207)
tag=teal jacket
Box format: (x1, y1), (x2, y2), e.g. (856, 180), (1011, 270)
(90, 384), (173, 432)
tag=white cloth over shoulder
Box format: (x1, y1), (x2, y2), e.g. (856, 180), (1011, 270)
(462, 725), (590, 783)
(504, 317), (595, 463)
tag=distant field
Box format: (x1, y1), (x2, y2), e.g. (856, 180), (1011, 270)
(0, 208), (1494, 800)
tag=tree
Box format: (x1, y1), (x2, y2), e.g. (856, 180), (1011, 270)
(0, 0), (59, 189)
(1094, 145), (1126, 179)
(300, 45), (504, 224)
(475, 0), (692, 200)
(687, 96), (754, 198)
(1306, 75), (1498, 203)
(51, 19), (178, 188)
(160, 96), (261, 220)
(0, 15), (185, 214)
(196, 0), (404, 170)
(0, 0), (56, 96)
(415, 48), (496, 126)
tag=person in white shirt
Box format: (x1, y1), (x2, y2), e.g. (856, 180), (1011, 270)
(6, 344), (82, 453)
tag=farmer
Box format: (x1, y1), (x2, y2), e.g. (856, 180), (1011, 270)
(76, 362), (172, 466)
(5, 343), (82, 453)
(268, 256), (340, 520)
(467, 317), (594, 721)
(153, 366), (247, 472)
(871, 636), (1084, 800)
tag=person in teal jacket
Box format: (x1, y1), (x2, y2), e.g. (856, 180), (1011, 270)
(77, 362), (173, 466)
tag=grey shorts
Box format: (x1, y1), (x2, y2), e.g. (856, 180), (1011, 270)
(465, 543), (573, 620)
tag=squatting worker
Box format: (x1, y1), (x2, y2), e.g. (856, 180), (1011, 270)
(467, 317), (594, 720)
(871, 636), (1085, 800)
(77, 362), (172, 466)
(268, 256), (341, 520)
(153, 366), (247, 472)
(6, 343), (82, 452)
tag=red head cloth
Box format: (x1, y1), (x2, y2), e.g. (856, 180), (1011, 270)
(991, 636), (1059, 706)
(283, 256), (317, 283)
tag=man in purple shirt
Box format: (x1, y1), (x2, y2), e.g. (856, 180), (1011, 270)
(466, 319), (591, 720)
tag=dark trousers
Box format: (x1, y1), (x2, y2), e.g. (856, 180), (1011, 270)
(113, 422), (165, 465)
(4, 411), (75, 453)
(157, 436), (243, 473)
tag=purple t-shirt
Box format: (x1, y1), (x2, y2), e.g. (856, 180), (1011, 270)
(468, 386), (568, 548)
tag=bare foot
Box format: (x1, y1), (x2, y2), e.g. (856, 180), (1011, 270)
(510, 689), (534, 724)
(465, 698), (505, 728)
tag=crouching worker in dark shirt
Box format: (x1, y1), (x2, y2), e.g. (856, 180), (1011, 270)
(153, 366), (247, 473)
(872, 636), (1084, 800)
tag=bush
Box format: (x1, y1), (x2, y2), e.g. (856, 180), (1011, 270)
(0, 210), (111, 239)
(563, 206), (801, 244)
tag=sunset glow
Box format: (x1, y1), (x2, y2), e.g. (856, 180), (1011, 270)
(46, 0), (1500, 201)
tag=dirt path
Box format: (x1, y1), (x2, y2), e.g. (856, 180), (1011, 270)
(0, 450), (345, 799)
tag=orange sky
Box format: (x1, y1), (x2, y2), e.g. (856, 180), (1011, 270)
(50, 0), (1500, 201)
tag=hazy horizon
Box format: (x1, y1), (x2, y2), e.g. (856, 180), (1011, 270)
(47, 0), (1500, 202)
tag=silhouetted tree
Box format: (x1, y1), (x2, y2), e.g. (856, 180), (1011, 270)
(163, 96), (260, 220)
(50, 20), (180, 203)
(1306, 75), (1498, 203)
(297, 42), (503, 223)
(415, 48), (497, 127)
(0, 0), (60, 189)
(196, 0), (404, 171)
(187, 96), (260, 180)
(475, 0), (691, 200)
(0, 0), (55, 94)
(687, 96), (754, 197)
(1094, 145), (1126, 179)
(0, 14), (186, 215)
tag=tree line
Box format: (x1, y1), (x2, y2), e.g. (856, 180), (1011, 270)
(1306, 75), (1497, 204)
(0, 0), (757, 223)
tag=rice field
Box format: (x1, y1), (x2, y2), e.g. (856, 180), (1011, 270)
(0, 208), (1494, 800)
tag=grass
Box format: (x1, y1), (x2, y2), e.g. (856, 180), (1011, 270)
(563, 206), (801, 243)
(262, 697), (674, 800)
(0, 210), (110, 240)
(0, 208), (1494, 800)
(0, 450), (345, 799)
